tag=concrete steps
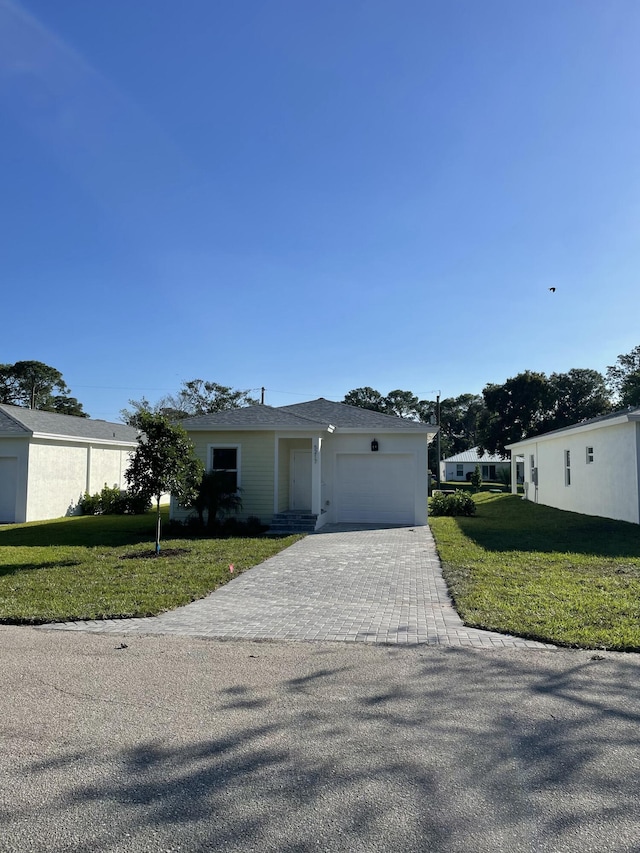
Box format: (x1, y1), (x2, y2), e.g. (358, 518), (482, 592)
(268, 512), (318, 534)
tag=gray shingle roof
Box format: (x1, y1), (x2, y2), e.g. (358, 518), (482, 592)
(182, 398), (436, 432)
(0, 404), (138, 443)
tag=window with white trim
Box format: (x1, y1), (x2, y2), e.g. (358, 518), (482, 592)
(210, 446), (240, 493)
(586, 446), (594, 464)
(564, 450), (571, 486)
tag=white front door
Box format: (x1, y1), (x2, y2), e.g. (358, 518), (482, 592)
(290, 450), (312, 511)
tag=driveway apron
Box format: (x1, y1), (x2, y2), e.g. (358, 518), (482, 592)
(41, 525), (549, 648)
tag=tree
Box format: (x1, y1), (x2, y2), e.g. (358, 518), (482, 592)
(477, 369), (612, 455)
(546, 369), (611, 430)
(470, 464), (482, 492)
(0, 360), (88, 416)
(121, 380), (258, 424)
(607, 345), (640, 407)
(342, 387), (387, 413)
(125, 412), (204, 553)
(384, 389), (430, 421)
(438, 394), (486, 457)
(477, 371), (553, 456)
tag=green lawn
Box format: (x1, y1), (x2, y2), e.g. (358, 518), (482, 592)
(430, 493), (640, 651)
(0, 511), (301, 624)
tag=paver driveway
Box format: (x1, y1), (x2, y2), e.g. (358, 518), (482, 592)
(42, 524), (549, 648)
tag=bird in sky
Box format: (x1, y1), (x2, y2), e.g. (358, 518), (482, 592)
(549, 287), (556, 292)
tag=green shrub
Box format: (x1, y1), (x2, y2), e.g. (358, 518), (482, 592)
(470, 464), (482, 492)
(80, 484), (150, 516)
(430, 490), (477, 517)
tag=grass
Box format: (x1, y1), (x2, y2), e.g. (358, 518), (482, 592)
(429, 492), (640, 651)
(0, 510), (301, 624)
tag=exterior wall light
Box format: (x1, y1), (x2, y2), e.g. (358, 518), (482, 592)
(371, 439), (379, 452)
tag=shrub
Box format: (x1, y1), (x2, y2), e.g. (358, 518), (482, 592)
(80, 484), (150, 516)
(430, 490), (477, 517)
(470, 465), (482, 492)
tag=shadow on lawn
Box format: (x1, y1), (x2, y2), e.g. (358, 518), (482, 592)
(6, 645), (640, 851)
(453, 494), (640, 558)
(0, 512), (166, 548)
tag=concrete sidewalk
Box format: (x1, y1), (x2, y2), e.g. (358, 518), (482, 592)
(41, 524), (550, 648)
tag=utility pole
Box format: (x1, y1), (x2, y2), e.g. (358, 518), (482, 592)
(261, 387), (265, 405)
(436, 391), (441, 490)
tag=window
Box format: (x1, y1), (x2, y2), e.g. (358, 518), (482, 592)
(586, 446), (594, 464)
(482, 465), (489, 478)
(210, 446), (239, 493)
(456, 464), (464, 478)
(565, 450), (571, 486)
(530, 455), (535, 478)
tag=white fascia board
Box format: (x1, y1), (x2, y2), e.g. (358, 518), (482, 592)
(186, 424), (331, 433)
(31, 432), (138, 448)
(506, 414), (631, 450)
(335, 426), (437, 435)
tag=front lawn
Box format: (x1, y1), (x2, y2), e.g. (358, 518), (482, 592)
(0, 511), (301, 624)
(429, 493), (640, 650)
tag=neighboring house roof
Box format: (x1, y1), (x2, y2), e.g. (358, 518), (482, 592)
(506, 406), (640, 450)
(182, 398), (437, 434)
(0, 404), (138, 443)
(443, 447), (508, 463)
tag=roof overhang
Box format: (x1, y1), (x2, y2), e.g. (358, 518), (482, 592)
(506, 412), (637, 450)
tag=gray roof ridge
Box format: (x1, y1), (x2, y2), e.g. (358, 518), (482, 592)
(279, 396), (422, 424)
(0, 404), (31, 433)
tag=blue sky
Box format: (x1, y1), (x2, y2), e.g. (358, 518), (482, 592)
(1, 0), (639, 421)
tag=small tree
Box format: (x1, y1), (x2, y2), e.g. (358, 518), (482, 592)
(125, 412), (204, 553)
(470, 464), (482, 492)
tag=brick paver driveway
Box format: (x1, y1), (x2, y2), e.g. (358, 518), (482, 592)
(42, 524), (549, 648)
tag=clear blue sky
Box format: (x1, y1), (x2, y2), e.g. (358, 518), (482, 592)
(2, 0), (639, 421)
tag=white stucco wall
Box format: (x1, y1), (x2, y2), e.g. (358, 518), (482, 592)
(26, 439), (137, 522)
(515, 421), (640, 524)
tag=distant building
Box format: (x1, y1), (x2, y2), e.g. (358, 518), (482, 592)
(440, 447), (517, 483)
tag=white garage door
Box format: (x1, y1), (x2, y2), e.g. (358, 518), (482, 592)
(0, 457), (18, 524)
(336, 454), (415, 524)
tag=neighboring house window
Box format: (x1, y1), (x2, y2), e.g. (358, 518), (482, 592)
(565, 450), (571, 486)
(456, 464), (464, 478)
(530, 455), (535, 478)
(586, 446), (594, 464)
(482, 465), (489, 478)
(210, 446), (240, 492)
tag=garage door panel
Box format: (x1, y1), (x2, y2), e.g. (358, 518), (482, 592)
(336, 454), (415, 524)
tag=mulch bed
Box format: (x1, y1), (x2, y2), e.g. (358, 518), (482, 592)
(119, 548), (191, 560)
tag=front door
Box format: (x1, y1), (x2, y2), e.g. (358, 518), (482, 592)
(290, 450), (312, 511)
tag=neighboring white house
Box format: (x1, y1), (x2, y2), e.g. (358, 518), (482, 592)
(174, 398), (438, 530)
(506, 407), (640, 524)
(0, 404), (138, 524)
(440, 447), (512, 483)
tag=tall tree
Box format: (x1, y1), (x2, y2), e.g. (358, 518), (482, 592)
(342, 387), (387, 413)
(546, 369), (611, 430)
(607, 344), (640, 407)
(0, 360), (88, 416)
(125, 412), (204, 553)
(477, 369), (612, 455)
(477, 371), (553, 456)
(438, 394), (486, 457)
(121, 380), (258, 425)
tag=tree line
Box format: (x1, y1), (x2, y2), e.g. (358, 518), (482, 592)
(3, 343), (640, 466)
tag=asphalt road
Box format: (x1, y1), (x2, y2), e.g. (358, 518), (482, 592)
(1, 627), (640, 853)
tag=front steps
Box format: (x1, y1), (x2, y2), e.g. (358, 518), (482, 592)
(268, 511), (318, 534)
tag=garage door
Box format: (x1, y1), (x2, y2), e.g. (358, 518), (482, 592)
(336, 454), (415, 524)
(0, 457), (18, 524)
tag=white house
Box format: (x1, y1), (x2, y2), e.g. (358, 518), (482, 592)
(0, 404), (138, 524)
(507, 407), (640, 524)
(440, 447), (512, 483)
(174, 398), (438, 531)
